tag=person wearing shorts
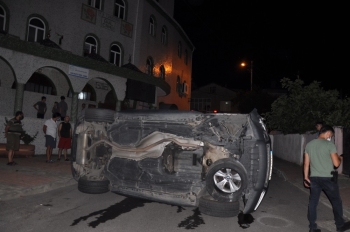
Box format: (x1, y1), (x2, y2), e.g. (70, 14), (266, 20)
(57, 116), (72, 161)
(43, 112), (60, 163)
(4, 111), (24, 165)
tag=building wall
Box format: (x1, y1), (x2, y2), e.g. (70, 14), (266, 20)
(0, 0), (193, 111)
(3, 0), (134, 61)
(134, 0), (192, 110)
(271, 128), (344, 174)
(191, 83), (236, 112)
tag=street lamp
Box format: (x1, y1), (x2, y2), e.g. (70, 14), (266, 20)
(241, 61), (253, 91)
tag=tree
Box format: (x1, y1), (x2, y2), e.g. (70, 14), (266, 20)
(264, 78), (350, 134)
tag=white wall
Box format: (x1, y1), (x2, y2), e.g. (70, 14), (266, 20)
(272, 134), (304, 165)
(271, 131), (344, 173)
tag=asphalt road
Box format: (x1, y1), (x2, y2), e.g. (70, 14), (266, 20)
(0, 173), (339, 232)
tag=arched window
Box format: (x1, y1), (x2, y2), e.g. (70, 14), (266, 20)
(114, 0), (125, 19)
(78, 83), (96, 101)
(24, 72), (56, 95)
(88, 0), (102, 10)
(178, 41), (182, 58)
(0, 5), (6, 32)
(184, 49), (188, 65)
(149, 17), (155, 36)
(27, 17), (45, 42)
(161, 26), (167, 45)
(146, 57), (154, 75)
(110, 44), (121, 66)
(159, 65), (165, 79)
(84, 36), (98, 55)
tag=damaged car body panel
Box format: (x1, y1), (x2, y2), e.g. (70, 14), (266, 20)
(72, 108), (272, 216)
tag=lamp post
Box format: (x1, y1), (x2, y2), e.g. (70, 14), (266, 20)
(241, 61), (253, 91)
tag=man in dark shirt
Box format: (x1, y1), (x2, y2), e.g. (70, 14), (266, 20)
(4, 111), (24, 165)
(58, 96), (68, 121)
(57, 115), (72, 161)
(33, 96), (47, 119)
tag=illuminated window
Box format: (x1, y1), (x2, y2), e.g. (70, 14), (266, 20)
(178, 41), (182, 58)
(0, 5), (6, 32)
(159, 65), (165, 79)
(88, 0), (102, 9)
(114, 0), (125, 19)
(27, 18), (45, 42)
(76, 84), (96, 101)
(84, 36), (98, 55)
(161, 26), (167, 45)
(149, 17), (155, 36)
(146, 57), (154, 75)
(110, 44), (121, 66)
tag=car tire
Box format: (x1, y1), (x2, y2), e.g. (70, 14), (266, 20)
(78, 177), (110, 194)
(206, 158), (248, 202)
(85, 108), (115, 123)
(199, 195), (240, 217)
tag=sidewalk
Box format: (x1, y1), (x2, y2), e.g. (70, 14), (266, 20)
(0, 155), (76, 201)
(0, 155), (349, 220)
(273, 156), (350, 220)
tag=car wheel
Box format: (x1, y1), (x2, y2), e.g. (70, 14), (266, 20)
(84, 108), (115, 123)
(78, 177), (110, 194)
(206, 158), (248, 202)
(199, 195), (239, 217)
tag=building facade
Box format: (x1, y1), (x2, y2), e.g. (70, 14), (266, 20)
(190, 83), (237, 113)
(0, 0), (194, 123)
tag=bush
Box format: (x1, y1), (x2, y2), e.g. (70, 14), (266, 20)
(264, 78), (350, 134)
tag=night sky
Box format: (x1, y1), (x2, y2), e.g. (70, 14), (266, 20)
(174, 1), (349, 96)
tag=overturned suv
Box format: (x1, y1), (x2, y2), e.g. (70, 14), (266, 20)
(72, 108), (272, 217)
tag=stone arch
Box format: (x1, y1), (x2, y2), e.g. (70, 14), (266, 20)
(94, 77), (118, 110)
(24, 71), (57, 96)
(22, 65), (74, 119)
(0, 55), (16, 88)
(0, 56), (17, 115)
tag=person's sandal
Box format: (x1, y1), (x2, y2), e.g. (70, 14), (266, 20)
(7, 162), (17, 166)
(65, 158), (69, 161)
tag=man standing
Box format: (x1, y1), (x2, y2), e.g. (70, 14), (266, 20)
(4, 111), (24, 165)
(43, 112), (60, 163)
(315, 121), (324, 138)
(33, 96), (47, 119)
(58, 96), (68, 121)
(304, 125), (349, 232)
(57, 115), (72, 161)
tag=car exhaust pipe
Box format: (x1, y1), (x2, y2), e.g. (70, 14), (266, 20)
(76, 131), (90, 165)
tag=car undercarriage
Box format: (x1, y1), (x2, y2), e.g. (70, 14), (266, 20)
(71, 108), (272, 217)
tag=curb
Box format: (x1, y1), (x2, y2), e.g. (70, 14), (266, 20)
(0, 177), (77, 201)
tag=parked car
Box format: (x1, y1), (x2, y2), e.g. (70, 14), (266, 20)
(71, 108), (272, 217)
